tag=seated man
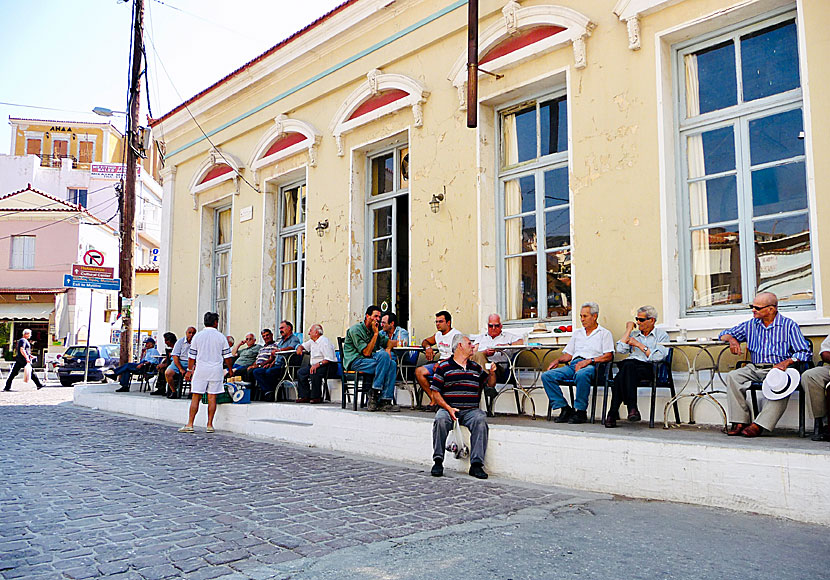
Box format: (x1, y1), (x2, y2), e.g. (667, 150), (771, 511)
(802, 333), (830, 441)
(415, 310), (461, 406)
(343, 305), (400, 412)
(541, 302), (614, 424)
(235, 328), (276, 384)
(471, 313), (523, 384)
(164, 326), (196, 398)
(231, 333), (261, 373)
(605, 305), (669, 427)
(430, 334), (496, 479)
(381, 312), (417, 366)
(110, 337), (160, 393)
(151, 332), (178, 396)
(720, 292), (812, 437)
(295, 324), (337, 403)
(250, 321), (301, 400)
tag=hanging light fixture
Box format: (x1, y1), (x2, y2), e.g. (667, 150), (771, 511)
(429, 186), (446, 214)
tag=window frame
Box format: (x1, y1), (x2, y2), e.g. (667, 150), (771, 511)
(276, 180), (307, 332)
(212, 205), (232, 333)
(68, 188), (88, 208)
(10, 235), (36, 270)
(673, 9), (814, 316)
(495, 88), (571, 324)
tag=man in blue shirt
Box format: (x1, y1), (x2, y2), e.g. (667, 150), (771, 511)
(110, 337), (161, 392)
(719, 292), (811, 437)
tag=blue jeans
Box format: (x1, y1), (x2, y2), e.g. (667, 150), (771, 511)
(350, 350), (397, 400)
(541, 359), (596, 411)
(113, 362), (141, 388)
(250, 359), (287, 398)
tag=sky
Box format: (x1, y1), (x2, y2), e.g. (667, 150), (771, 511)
(0, 0), (346, 155)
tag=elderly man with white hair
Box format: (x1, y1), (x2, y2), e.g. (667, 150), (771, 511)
(430, 333), (497, 479)
(295, 324), (337, 403)
(3, 329), (44, 391)
(472, 313), (523, 384)
(719, 292), (812, 438)
(541, 302), (614, 424)
(605, 305), (669, 428)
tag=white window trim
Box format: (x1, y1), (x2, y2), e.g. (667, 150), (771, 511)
(23, 131), (43, 156)
(249, 115), (321, 173)
(655, 1), (820, 331)
(495, 88), (573, 325)
(276, 180), (307, 331)
(188, 148), (242, 208)
(212, 205), (233, 334)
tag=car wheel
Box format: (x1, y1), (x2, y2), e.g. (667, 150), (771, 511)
(59, 378), (75, 387)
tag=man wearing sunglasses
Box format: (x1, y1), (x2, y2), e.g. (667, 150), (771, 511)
(719, 292), (811, 437)
(472, 313), (523, 384)
(605, 306), (670, 428)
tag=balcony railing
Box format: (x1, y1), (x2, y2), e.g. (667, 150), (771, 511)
(36, 154), (92, 170)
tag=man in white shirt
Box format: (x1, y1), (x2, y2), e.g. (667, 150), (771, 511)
(178, 312), (234, 434)
(472, 313), (523, 383)
(541, 302), (614, 424)
(802, 334), (830, 441)
(295, 324), (337, 403)
(415, 310), (462, 407)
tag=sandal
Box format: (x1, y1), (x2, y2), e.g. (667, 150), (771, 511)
(177, 425), (194, 433)
(205, 426), (215, 433)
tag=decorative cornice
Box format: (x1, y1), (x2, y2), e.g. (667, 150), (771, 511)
(613, 0), (684, 51)
(329, 69), (429, 156)
(248, 114), (322, 173)
(188, 148), (243, 209)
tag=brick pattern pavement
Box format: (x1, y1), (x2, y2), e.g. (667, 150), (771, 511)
(0, 405), (573, 579)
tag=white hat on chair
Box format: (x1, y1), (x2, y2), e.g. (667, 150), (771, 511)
(761, 367), (801, 400)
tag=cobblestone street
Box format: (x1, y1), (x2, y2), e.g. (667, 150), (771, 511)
(1, 385), (828, 579)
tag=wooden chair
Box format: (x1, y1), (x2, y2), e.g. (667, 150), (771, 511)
(336, 337), (374, 410)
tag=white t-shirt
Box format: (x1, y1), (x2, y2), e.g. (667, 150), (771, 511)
(300, 335), (337, 366)
(563, 325), (614, 360)
(189, 327), (232, 381)
(434, 328), (462, 360)
(475, 330), (521, 363)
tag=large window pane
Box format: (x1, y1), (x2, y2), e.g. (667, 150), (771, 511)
(373, 270), (392, 307)
(215, 276), (228, 301)
(280, 291), (297, 325)
(371, 153), (394, 195)
(373, 206), (392, 237)
(504, 175), (535, 215)
(543, 168), (568, 208)
(689, 176), (738, 227)
(282, 262), (297, 291)
(741, 20), (799, 102)
(546, 250), (571, 318)
(282, 185), (305, 228)
(754, 214), (812, 301)
(282, 236), (297, 263)
(216, 251), (229, 276)
(685, 41), (737, 116)
(217, 208), (232, 245)
(691, 227), (742, 307)
(502, 104), (536, 166)
(504, 215), (536, 254)
(540, 97), (567, 156)
(751, 162), (807, 216)
(504, 255), (537, 320)
(749, 109), (804, 166)
(373, 238), (392, 269)
(545, 207), (569, 249)
(687, 126), (735, 177)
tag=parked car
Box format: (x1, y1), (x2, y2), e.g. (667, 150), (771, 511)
(57, 344), (120, 387)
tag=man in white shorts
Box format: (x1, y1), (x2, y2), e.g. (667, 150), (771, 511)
(178, 312), (234, 433)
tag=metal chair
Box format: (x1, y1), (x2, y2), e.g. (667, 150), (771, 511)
(336, 337), (374, 410)
(645, 348), (681, 428)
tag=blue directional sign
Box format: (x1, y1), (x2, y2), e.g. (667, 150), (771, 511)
(64, 274), (121, 291)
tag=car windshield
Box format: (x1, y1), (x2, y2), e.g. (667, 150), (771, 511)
(64, 347), (99, 359)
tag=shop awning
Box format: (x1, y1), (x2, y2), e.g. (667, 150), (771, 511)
(0, 302), (54, 320)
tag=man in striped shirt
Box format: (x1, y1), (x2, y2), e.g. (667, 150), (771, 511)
(719, 292), (812, 437)
(430, 334), (496, 479)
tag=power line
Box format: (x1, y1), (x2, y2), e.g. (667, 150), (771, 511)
(149, 0), (250, 38)
(0, 194), (121, 241)
(144, 33), (261, 193)
(0, 101), (94, 115)
(0, 185), (117, 219)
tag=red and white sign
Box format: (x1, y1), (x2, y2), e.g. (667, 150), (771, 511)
(90, 163), (141, 180)
(72, 264), (114, 279)
(83, 249), (105, 266)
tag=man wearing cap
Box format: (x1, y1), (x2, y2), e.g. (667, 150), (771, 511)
(801, 334), (830, 441)
(109, 337), (160, 393)
(719, 292), (812, 437)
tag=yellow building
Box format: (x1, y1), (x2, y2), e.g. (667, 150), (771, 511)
(151, 0), (830, 346)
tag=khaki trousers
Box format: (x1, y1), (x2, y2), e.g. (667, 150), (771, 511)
(801, 366), (830, 420)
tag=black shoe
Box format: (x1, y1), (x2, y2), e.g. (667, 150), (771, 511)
(36, 384), (43, 390)
(3, 387), (10, 392)
(568, 410), (588, 424)
(469, 462), (488, 479)
(627, 408), (642, 422)
(367, 390), (380, 411)
(553, 406), (574, 423)
(115, 386), (130, 393)
(380, 400), (401, 413)
(150, 389), (165, 396)
(431, 459), (444, 477)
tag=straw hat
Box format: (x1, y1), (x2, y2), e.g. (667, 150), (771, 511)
(761, 368), (801, 401)
(528, 322), (549, 335)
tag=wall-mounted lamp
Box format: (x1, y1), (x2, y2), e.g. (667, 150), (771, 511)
(429, 186), (446, 214)
(315, 219), (329, 237)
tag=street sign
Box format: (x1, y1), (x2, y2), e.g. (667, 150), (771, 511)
(83, 249), (105, 266)
(64, 275), (121, 291)
(72, 264), (114, 279)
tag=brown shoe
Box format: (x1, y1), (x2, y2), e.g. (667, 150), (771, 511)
(727, 423), (748, 436)
(309, 398), (322, 404)
(295, 398), (310, 403)
(741, 423), (766, 438)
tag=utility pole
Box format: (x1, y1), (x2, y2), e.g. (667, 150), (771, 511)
(119, 0), (143, 364)
(466, 0), (478, 128)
